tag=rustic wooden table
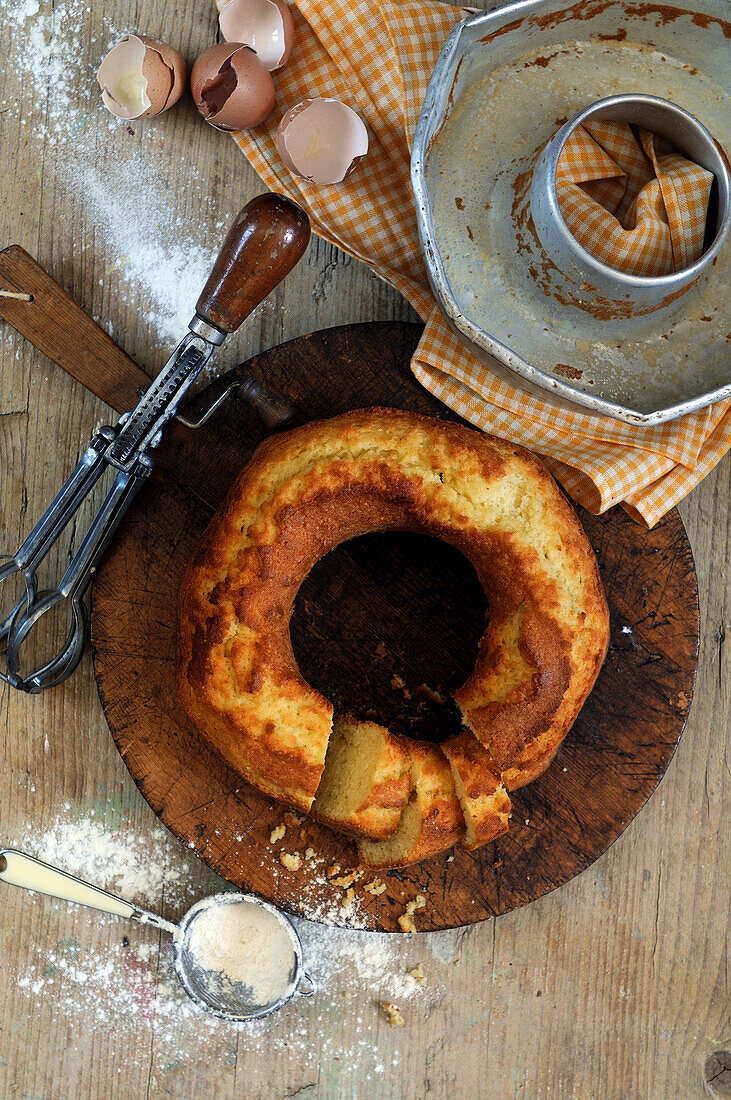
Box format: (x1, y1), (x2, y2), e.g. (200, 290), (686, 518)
(0, 2), (728, 1099)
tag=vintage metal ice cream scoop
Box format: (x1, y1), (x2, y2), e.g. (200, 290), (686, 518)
(0, 193), (310, 694)
(0, 848), (315, 1022)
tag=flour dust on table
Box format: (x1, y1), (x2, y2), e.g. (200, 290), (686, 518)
(7, 812), (460, 1076)
(23, 813), (195, 904)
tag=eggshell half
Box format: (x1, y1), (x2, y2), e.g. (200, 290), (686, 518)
(143, 37), (188, 111)
(219, 0), (295, 71)
(97, 34), (187, 120)
(191, 43), (276, 130)
(276, 98), (369, 185)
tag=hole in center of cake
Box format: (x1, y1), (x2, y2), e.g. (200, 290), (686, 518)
(290, 532), (487, 744)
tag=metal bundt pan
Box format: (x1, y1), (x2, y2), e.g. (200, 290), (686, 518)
(411, 0), (731, 424)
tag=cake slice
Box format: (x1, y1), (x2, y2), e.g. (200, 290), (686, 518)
(357, 741), (466, 868)
(442, 730), (511, 850)
(311, 716), (410, 839)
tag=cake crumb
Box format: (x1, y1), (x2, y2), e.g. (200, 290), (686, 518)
(364, 878), (387, 896)
(390, 674), (411, 699)
(398, 895), (426, 934)
(304, 847), (317, 859)
(279, 851), (301, 871)
(398, 913), (416, 933)
(415, 683), (446, 705)
(326, 863), (341, 879)
(269, 824), (286, 844)
(381, 1002), (405, 1027)
(407, 963), (425, 984)
(331, 871), (358, 888)
(284, 812), (303, 827)
(340, 888), (356, 914)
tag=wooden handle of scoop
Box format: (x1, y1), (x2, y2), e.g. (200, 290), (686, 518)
(195, 193), (311, 335)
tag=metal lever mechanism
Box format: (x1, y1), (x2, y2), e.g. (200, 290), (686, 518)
(0, 329), (216, 694)
(0, 194), (310, 694)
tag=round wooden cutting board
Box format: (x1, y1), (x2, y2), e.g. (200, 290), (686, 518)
(91, 322), (700, 932)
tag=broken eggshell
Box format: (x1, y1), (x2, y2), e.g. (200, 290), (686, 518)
(96, 35), (187, 120)
(276, 98), (369, 185)
(219, 0), (295, 71)
(191, 43), (276, 131)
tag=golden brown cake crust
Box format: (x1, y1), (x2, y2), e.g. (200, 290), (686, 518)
(357, 740), (466, 869)
(406, 742), (466, 861)
(177, 407), (609, 840)
(442, 730), (512, 850)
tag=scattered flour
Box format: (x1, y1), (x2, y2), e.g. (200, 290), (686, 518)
(73, 164), (218, 346)
(7, 813), (446, 1071)
(17, 0), (40, 20)
(302, 923), (432, 1002)
(9, 0), (85, 124)
(23, 815), (193, 905)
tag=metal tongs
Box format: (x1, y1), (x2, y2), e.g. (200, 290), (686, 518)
(0, 194), (310, 694)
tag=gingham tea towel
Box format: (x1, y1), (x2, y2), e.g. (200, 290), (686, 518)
(556, 120), (714, 276)
(216, 0), (731, 526)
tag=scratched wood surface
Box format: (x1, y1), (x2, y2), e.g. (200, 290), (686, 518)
(0, 1), (728, 1099)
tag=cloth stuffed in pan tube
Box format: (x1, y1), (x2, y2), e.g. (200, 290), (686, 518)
(555, 119), (714, 276)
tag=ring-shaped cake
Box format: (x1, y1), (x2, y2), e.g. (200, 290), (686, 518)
(177, 409), (609, 867)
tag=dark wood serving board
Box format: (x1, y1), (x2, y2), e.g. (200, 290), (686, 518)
(91, 322), (700, 932)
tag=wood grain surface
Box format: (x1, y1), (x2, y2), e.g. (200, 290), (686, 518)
(91, 322), (700, 932)
(0, 0), (728, 1097)
(0, 245), (152, 409)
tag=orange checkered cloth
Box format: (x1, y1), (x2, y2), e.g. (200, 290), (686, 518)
(216, 0), (730, 526)
(556, 120), (713, 276)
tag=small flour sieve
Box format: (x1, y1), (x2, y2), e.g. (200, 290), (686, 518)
(0, 848), (315, 1022)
